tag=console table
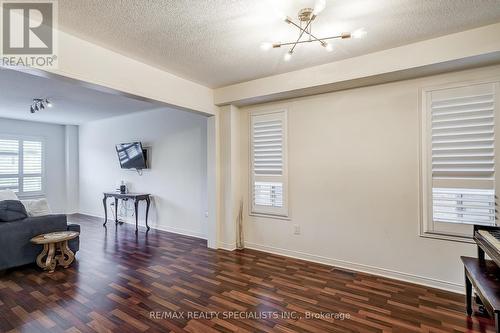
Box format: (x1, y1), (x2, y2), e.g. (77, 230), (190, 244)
(103, 192), (151, 233)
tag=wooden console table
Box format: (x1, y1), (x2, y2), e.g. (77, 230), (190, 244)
(103, 192), (151, 233)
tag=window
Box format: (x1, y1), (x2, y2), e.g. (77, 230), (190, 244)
(250, 110), (288, 217)
(421, 82), (499, 240)
(0, 137), (44, 196)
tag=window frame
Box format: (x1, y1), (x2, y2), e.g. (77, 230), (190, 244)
(0, 134), (45, 198)
(249, 109), (289, 218)
(420, 79), (500, 242)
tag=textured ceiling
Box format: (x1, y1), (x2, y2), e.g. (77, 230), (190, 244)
(0, 68), (158, 125)
(58, 0), (500, 88)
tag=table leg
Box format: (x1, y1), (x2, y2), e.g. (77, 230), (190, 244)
(114, 197), (119, 224)
(145, 197), (151, 231)
(45, 243), (56, 273)
(478, 246), (485, 261)
(36, 244), (48, 269)
(465, 270), (472, 316)
(494, 312), (499, 333)
(134, 199), (139, 233)
(57, 240), (75, 268)
(103, 195), (108, 226)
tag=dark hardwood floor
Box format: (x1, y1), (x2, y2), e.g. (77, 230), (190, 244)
(0, 214), (496, 333)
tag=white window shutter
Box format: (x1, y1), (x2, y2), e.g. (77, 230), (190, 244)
(22, 141), (43, 193)
(0, 139), (19, 191)
(432, 92), (495, 180)
(0, 137), (43, 195)
(251, 111), (288, 216)
(427, 82), (497, 236)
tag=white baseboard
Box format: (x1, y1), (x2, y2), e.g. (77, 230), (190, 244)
(74, 211), (103, 219)
(147, 222), (206, 240)
(218, 241), (237, 251)
(244, 241), (463, 294)
(75, 212), (207, 240)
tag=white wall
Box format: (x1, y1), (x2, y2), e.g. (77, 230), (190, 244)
(65, 125), (79, 213)
(78, 108), (208, 239)
(238, 65), (500, 292)
(0, 118), (72, 213)
(218, 105), (242, 250)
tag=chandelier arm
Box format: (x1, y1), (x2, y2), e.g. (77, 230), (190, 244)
(277, 35), (344, 47)
(289, 18), (314, 54)
(317, 35), (350, 41)
(283, 18), (348, 48)
(287, 20), (320, 42)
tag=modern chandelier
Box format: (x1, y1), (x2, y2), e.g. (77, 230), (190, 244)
(261, 0), (366, 61)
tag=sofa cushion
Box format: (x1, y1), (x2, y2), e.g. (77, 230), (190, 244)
(21, 198), (51, 217)
(0, 200), (28, 222)
(0, 189), (18, 201)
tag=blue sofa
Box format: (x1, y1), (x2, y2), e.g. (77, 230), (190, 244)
(0, 214), (80, 271)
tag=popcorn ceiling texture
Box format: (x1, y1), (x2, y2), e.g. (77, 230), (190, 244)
(59, 0), (500, 88)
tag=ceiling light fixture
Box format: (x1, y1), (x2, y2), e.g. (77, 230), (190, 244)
(262, 0), (366, 60)
(30, 98), (52, 114)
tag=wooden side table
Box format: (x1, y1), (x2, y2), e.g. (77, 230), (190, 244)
(31, 231), (79, 273)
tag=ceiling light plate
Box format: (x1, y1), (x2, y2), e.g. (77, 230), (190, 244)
(298, 8), (314, 22)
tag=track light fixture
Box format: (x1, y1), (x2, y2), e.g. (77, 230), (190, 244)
(30, 98), (52, 114)
(261, 0), (366, 61)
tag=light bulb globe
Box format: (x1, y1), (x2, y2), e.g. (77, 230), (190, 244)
(352, 28), (367, 39)
(313, 0), (326, 15)
(260, 42), (273, 51)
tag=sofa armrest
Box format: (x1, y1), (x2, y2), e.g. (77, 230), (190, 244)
(67, 223), (80, 233)
(67, 223), (80, 253)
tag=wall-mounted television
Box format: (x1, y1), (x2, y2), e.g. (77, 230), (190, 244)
(116, 142), (148, 170)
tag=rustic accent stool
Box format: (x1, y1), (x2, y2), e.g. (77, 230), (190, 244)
(31, 231), (80, 273)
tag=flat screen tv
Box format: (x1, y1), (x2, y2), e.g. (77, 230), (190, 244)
(116, 142), (147, 170)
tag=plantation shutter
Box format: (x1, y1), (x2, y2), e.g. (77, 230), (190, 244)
(251, 111), (288, 216)
(0, 139), (19, 191)
(429, 83), (497, 234)
(0, 137), (43, 195)
(23, 141), (43, 193)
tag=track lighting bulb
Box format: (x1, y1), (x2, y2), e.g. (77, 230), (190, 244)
(30, 98), (53, 114)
